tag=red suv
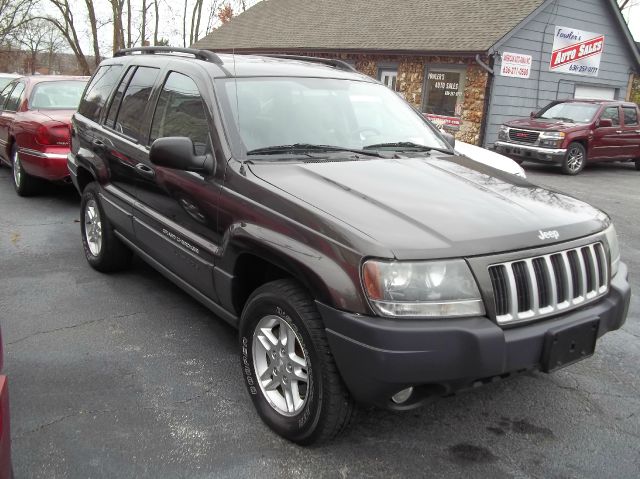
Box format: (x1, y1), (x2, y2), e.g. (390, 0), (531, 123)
(0, 75), (88, 195)
(495, 99), (640, 175)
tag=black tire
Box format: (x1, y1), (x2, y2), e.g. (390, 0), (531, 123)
(80, 182), (132, 272)
(11, 146), (40, 196)
(635, 159), (640, 171)
(561, 142), (587, 175)
(239, 279), (354, 445)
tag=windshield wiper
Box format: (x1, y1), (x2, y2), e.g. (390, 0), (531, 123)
(246, 144), (383, 157)
(363, 141), (451, 154)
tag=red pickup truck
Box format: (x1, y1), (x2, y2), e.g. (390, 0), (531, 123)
(495, 99), (640, 175)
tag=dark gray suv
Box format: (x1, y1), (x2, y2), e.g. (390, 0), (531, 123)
(68, 47), (630, 444)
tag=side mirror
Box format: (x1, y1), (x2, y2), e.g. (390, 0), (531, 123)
(149, 137), (213, 173)
(441, 131), (456, 149)
(530, 111), (537, 119)
(598, 118), (613, 128)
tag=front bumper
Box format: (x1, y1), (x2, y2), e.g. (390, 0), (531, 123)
(320, 263), (630, 409)
(495, 141), (566, 163)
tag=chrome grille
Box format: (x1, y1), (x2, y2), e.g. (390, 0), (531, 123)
(508, 129), (540, 144)
(488, 243), (608, 324)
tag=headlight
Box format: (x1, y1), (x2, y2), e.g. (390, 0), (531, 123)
(498, 125), (509, 140)
(362, 259), (485, 318)
(539, 131), (565, 148)
(604, 224), (620, 277)
(539, 131), (566, 139)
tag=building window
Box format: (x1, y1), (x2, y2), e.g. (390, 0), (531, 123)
(422, 65), (466, 130)
(377, 65), (399, 91)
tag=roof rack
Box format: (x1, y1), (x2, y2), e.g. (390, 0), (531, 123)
(259, 54), (359, 73)
(114, 46), (223, 65)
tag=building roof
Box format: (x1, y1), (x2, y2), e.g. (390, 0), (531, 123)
(193, 0), (547, 54)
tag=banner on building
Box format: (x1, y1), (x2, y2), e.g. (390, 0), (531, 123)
(500, 52), (532, 79)
(549, 26), (604, 77)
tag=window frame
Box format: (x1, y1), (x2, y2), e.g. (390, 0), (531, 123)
(4, 81), (26, 112)
(622, 106), (639, 126)
(377, 62), (399, 92)
(0, 82), (17, 111)
(600, 106), (620, 126)
(101, 65), (160, 144)
(148, 70), (213, 151)
(78, 64), (125, 123)
(421, 64), (467, 129)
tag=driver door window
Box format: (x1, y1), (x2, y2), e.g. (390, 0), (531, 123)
(600, 107), (620, 126)
(150, 72), (210, 155)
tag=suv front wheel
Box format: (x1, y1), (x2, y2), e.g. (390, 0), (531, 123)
(561, 142), (587, 175)
(80, 183), (132, 272)
(239, 279), (354, 445)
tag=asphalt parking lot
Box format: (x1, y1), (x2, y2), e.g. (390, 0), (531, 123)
(1, 161), (639, 478)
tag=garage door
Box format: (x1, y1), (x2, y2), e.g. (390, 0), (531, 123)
(574, 84), (616, 100)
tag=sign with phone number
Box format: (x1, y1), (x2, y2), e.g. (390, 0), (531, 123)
(549, 26), (604, 77)
(500, 52), (532, 79)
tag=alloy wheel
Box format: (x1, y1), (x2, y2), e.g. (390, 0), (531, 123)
(252, 314), (309, 416)
(566, 146), (584, 173)
(12, 151), (22, 187)
(84, 199), (103, 256)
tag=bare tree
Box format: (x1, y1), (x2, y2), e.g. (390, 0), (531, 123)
(84, 0), (101, 67)
(0, 0), (35, 46)
(12, 18), (50, 74)
(40, 0), (91, 75)
(110, 0), (126, 54)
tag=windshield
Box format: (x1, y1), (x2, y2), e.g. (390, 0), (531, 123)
(538, 102), (600, 123)
(216, 77), (450, 158)
(30, 80), (87, 110)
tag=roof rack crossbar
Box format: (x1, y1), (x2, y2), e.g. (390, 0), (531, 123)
(114, 46), (223, 65)
(259, 54), (358, 73)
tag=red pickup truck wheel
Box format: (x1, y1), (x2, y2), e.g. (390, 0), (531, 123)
(561, 142), (587, 175)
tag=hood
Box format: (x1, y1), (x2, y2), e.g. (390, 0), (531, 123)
(505, 117), (586, 132)
(454, 141), (525, 178)
(248, 155), (608, 260)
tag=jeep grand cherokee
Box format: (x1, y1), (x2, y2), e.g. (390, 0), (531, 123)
(68, 47), (630, 445)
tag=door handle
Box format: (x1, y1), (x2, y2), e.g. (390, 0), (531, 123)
(135, 163), (155, 177)
(92, 139), (105, 149)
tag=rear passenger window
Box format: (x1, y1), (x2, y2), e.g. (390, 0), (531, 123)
(104, 67), (136, 128)
(78, 65), (123, 121)
(600, 107), (620, 126)
(111, 66), (159, 142)
(0, 83), (15, 109)
(5, 83), (25, 112)
(150, 72), (209, 154)
(622, 107), (638, 126)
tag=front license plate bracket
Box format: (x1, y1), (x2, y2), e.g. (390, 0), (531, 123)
(541, 318), (600, 373)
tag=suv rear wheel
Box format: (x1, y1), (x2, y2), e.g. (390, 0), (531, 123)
(561, 142), (587, 175)
(80, 182), (132, 272)
(239, 279), (353, 445)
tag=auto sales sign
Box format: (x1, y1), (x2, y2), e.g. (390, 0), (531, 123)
(549, 26), (604, 77)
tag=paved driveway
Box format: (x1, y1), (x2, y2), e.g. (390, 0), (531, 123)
(1, 161), (638, 478)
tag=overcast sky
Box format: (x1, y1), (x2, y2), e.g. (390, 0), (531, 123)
(62, 0), (639, 58)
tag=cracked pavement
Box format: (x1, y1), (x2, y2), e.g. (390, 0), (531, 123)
(1, 162), (639, 478)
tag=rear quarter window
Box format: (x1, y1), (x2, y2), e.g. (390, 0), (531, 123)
(4, 82), (25, 112)
(78, 65), (123, 122)
(622, 107), (638, 126)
